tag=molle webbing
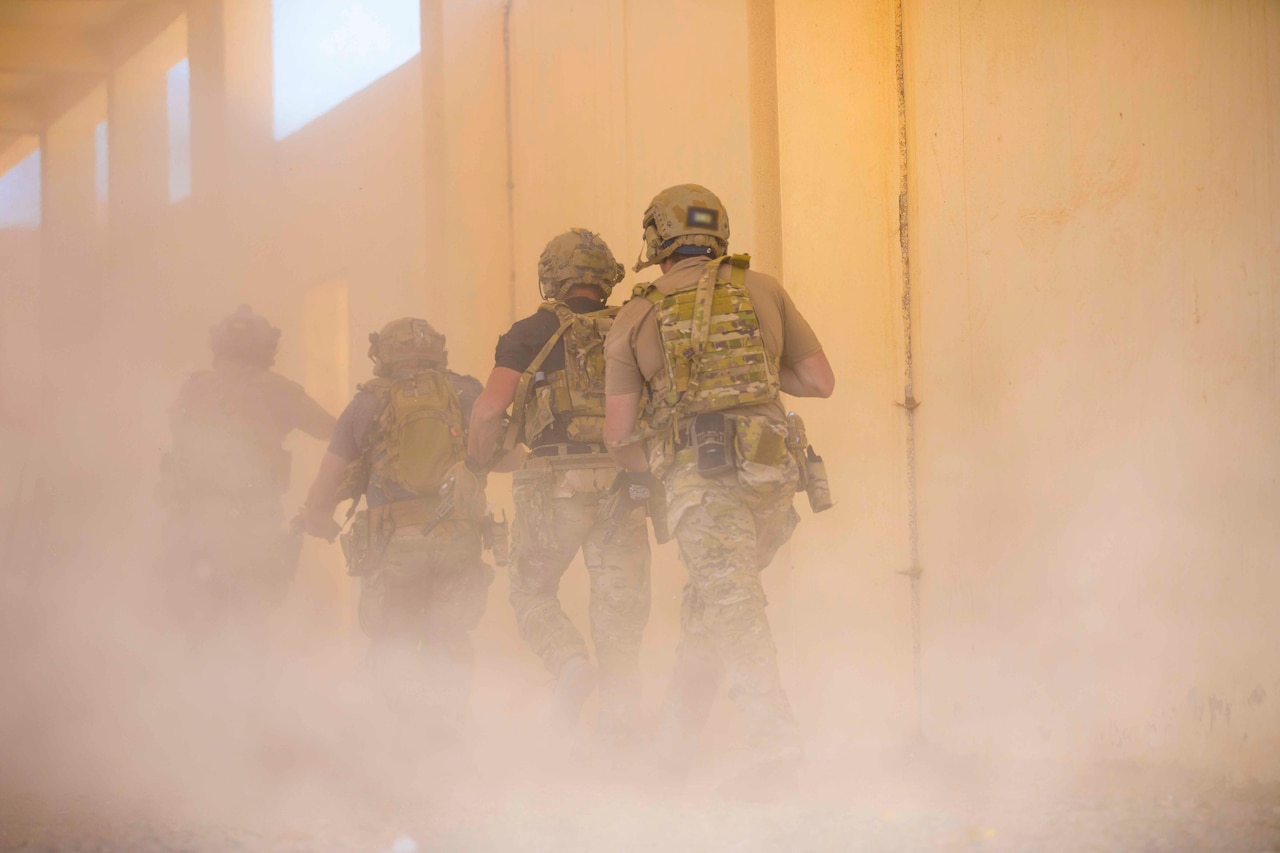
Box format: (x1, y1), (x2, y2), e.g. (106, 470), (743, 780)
(505, 302), (616, 451)
(647, 255), (779, 423)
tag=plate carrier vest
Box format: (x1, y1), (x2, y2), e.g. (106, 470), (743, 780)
(640, 254), (780, 434)
(506, 302), (617, 450)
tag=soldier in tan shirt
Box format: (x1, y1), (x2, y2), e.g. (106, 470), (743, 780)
(604, 184), (834, 797)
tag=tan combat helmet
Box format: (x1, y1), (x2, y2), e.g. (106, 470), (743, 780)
(537, 228), (626, 302)
(209, 304), (281, 367)
(368, 317), (447, 377)
(633, 183), (731, 272)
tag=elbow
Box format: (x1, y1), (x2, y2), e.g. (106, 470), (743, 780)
(814, 374), (835, 398)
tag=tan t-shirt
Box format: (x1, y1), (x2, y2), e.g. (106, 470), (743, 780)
(604, 254), (823, 421)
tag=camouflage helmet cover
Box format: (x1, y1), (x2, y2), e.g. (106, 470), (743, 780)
(368, 317), (447, 377)
(209, 304), (281, 367)
(537, 228), (626, 301)
(634, 183), (730, 272)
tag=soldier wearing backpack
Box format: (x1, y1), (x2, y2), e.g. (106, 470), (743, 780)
(301, 318), (493, 728)
(467, 229), (652, 740)
(159, 305), (336, 641)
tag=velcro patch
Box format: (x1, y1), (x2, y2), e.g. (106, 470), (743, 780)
(686, 207), (719, 230)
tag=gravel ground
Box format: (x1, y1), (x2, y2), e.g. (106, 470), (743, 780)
(3, 749), (1279, 852)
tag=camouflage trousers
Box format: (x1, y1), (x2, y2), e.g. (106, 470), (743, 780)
(160, 493), (301, 644)
(657, 440), (803, 763)
(509, 463), (651, 734)
(359, 519), (494, 729)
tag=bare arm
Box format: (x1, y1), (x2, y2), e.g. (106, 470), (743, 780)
(604, 392), (649, 473)
(295, 396), (338, 441)
(467, 367), (521, 468)
(302, 450), (348, 537)
(780, 350), (836, 398)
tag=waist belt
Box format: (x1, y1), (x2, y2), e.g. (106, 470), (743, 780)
(531, 442), (605, 458)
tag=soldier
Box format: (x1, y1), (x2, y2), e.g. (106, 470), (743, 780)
(301, 318), (493, 730)
(603, 185), (835, 794)
(159, 304), (336, 640)
(466, 229), (652, 738)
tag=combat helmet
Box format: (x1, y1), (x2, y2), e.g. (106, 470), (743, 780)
(537, 228), (626, 301)
(368, 317), (447, 377)
(633, 183), (730, 272)
(209, 304), (281, 367)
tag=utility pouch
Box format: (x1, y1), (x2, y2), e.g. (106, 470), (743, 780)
(340, 510), (372, 577)
(804, 447), (835, 513)
(734, 415), (790, 468)
(786, 412), (810, 493)
(691, 411), (736, 477)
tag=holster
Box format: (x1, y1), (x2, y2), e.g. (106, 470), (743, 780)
(339, 510), (374, 577)
(646, 480), (672, 545)
(483, 511), (510, 567)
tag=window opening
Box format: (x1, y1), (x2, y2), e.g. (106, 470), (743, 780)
(167, 58), (191, 202)
(272, 0), (421, 139)
(0, 146), (41, 229)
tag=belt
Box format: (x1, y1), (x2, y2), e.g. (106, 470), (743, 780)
(530, 442), (605, 458)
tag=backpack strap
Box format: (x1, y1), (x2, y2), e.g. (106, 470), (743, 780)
(503, 304), (580, 453)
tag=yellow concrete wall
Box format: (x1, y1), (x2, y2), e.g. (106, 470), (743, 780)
(908, 0), (1280, 775)
(773, 0), (914, 747)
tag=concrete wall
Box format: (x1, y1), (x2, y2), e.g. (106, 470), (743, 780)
(908, 0), (1280, 776)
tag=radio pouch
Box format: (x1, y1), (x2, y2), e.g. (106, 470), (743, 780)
(692, 411), (736, 477)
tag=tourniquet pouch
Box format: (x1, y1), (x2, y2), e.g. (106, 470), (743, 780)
(512, 466), (556, 550)
(691, 411), (736, 477)
(804, 447), (835, 513)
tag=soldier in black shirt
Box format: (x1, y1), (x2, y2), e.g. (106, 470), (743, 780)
(467, 229), (651, 740)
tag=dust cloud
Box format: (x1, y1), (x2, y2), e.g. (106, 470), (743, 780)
(3, 0), (1280, 850)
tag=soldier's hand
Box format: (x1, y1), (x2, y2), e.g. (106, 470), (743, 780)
(445, 459), (488, 520)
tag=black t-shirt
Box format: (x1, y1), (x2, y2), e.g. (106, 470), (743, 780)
(493, 296), (606, 375)
(493, 296), (606, 447)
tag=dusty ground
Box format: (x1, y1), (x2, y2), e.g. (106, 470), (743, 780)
(3, 747), (1279, 852)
